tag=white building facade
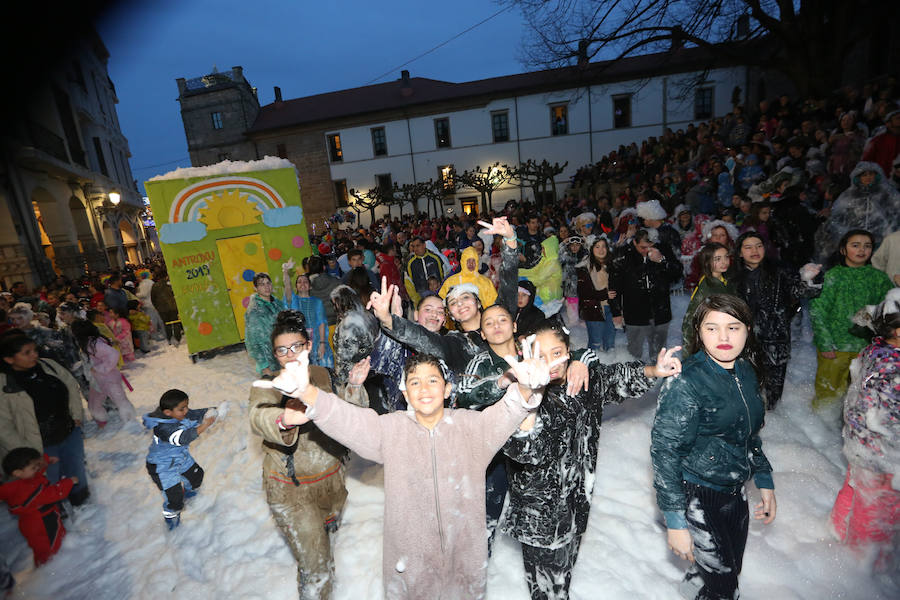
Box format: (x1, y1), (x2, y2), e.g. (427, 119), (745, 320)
(324, 66), (747, 221)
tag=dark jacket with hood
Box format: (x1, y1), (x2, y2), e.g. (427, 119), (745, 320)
(815, 161), (900, 261)
(729, 257), (820, 366)
(514, 280), (545, 339)
(609, 241), (682, 326)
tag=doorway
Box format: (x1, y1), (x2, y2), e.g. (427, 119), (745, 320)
(215, 234), (270, 340)
(460, 197), (478, 216)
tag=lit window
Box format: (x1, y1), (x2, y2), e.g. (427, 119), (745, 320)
(550, 105), (568, 136)
(491, 111), (509, 142)
(211, 112), (223, 129)
(613, 95), (631, 128)
(440, 165), (455, 194)
(371, 127), (387, 156)
(434, 118), (451, 148)
(327, 134), (343, 162)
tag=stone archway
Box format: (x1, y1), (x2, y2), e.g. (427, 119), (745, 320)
(102, 221), (119, 267)
(68, 195), (106, 273)
(31, 186), (86, 279)
(31, 187), (60, 275)
(119, 218), (140, 265)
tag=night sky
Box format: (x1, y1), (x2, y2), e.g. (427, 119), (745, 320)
(89, 0), (530, 192)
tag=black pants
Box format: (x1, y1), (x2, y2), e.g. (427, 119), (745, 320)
(683, 481), (749, 600)
(762, 362), (787, 410)
(146, 462), (204, 513)
(521, 533), (583, 600)
(485, 453), (508, 550)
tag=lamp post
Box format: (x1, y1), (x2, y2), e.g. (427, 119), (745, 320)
(104, 191), (127, 268)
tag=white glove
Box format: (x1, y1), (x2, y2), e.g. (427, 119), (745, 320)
(252, 351), (310, 398)
(799, 263), (822, 284)
(502, 335), (567, 391)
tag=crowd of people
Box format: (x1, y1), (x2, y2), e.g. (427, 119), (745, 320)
(2, 82), (900, 599)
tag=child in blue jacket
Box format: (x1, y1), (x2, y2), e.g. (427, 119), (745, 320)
(143, 389), (216, 529)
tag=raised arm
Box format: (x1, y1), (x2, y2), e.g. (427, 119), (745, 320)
(282, 259), (295, 305)
(259, 352), (385, 463)
(478, 217), (520, 314)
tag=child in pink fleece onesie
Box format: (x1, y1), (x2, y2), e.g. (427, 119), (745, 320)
(265, 349), (552, 599)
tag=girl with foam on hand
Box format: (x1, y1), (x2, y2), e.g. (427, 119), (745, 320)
(502, 321), (681, 600)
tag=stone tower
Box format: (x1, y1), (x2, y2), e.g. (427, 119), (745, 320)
(176, 66), (260, 166)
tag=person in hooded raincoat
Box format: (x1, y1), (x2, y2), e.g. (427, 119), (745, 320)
(438, 246), (497, 307)
(815, 161), (900, 262)
(519, 237), (563, 303)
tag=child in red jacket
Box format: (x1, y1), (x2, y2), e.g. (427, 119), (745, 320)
(0, 448), (76, 565)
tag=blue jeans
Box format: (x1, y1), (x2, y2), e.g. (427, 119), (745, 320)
(44, 426), (87, 499)
(585, 306), (616, 351)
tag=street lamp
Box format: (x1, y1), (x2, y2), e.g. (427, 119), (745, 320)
(104, 192), (126, 267)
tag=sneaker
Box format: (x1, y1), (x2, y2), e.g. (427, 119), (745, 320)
(165, 513), (181, 530)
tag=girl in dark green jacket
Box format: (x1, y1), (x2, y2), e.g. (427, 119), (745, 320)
(681, 242), (735, 352)
(652, 294), (776, 600)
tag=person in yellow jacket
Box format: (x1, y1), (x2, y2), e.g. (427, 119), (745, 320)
(438, 246), (498, 307)
(519, 236), (563, 303)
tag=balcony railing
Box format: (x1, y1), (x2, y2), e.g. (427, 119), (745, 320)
(26, 120), (68, 162)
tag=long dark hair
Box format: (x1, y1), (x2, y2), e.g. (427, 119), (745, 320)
(743, 200), (770, 228)
(698, 242), (729, 280)
(70, 319), (103, 355)
(330, 285), (363, 322)
(728, 231), (775, 284)
(588, 237), (611, 271)
(346, 267), (374, 307)
(687, 294), (766, 392)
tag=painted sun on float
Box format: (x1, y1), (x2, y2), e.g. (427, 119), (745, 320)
(198, 189), (262, 230)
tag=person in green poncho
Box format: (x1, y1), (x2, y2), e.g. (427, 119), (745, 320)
(245, 273), (286, 376)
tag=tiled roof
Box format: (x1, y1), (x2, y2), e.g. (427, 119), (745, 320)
(247, 43), (750, 134)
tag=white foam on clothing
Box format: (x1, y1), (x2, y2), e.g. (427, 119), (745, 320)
(2, 295), (896, 598)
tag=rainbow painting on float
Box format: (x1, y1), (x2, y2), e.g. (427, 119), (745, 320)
(145, 157), (309, 357)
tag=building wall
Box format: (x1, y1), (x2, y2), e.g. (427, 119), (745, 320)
(252, 126), (338, 232)
(177, 68), (260, 166)
(321, 66), (747, 224)
(0, 29), (151, 287)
